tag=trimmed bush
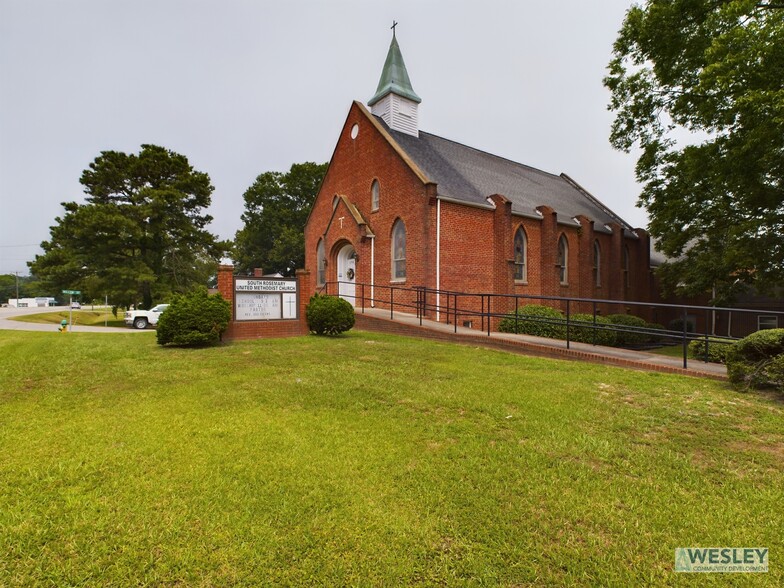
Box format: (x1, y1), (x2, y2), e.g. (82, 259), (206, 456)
(767, 354), (784, 389)
(668, 317), (695, 334)
(726, 328), (784, 391)
(688, 337), (735, 364)
(499, 305), (565, 338)
(156, 289), (231, 347)
(606, 314), (650, 347)
(645, 323), (668, 344)
(499, 306), (616, 346)
(569, 313), (617, 346)
(306, 294), (355, 335)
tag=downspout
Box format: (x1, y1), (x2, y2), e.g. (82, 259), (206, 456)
(371, 236), (375, 307)
(436, 197), (441, 321)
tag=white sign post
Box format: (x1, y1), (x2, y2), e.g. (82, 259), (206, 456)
(62, 289), (80, 332)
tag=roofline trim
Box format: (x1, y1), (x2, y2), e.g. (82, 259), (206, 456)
(354, 101), (432, 186)
(345, 197), (376, 238)
(437, 194), (494, 210)
(560, 173), (635, 232)
(511, 210), (547, 221)
(322, 194), (376, 239)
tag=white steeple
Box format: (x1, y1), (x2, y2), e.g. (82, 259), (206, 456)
(367, 26), (421, 137)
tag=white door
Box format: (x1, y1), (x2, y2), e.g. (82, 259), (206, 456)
(337, 244), (356, 306)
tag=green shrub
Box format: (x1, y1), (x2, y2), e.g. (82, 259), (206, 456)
(306, 294), (355, 335)
(568, 313), (617, 346)
(156, 289), (231, 347)
(726, 328), (784, 391)
(688, 337), (735, 364)
(668, 318), (695, 333)
(499, 305), (565, 338)
(606, 314), (650, 347)
(645, 323), (668, 345)
(766, 354), (784, 389)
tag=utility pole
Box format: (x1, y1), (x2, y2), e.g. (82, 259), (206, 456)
(15, 271), (19, 305)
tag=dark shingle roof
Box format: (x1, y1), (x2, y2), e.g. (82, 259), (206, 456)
(382, 119), (636, 236)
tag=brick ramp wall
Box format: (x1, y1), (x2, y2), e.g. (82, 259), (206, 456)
(354, 314), (727, 381)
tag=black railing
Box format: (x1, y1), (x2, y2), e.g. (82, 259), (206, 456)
(322, 281), (784, 369)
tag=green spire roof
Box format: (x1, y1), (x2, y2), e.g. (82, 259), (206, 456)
(368, 32), (421, 106)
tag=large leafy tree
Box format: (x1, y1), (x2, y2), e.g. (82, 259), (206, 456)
(30, 145), (226, 309)
(605, 0), (784, 302)
(234, 161), (327, 275)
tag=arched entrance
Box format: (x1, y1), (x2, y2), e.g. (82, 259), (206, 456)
(336, 243), (356, 306)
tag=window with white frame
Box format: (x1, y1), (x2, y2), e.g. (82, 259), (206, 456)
(557, 235), (568, 285)
(316, 239), (326, 286)
(391, 219), (406, 280)
(371, 179), (380, 211)
(514, 227), (527, 282)
(759, 315), (778, 330)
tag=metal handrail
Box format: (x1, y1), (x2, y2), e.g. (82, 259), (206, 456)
(322, 280), (783, 369)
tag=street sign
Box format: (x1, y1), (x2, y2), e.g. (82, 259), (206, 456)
(62, 290), (81, 295)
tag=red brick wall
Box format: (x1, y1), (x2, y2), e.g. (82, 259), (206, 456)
(438, 201), (495, 294)
(511, 216), (543, 294)
(304, 102), (432, 312)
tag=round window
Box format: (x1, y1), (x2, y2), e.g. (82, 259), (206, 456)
(350, 124), (359, 139)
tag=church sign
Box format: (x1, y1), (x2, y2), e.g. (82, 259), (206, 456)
(234, 278), (298, 321)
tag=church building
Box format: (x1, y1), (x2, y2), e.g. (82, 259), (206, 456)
(304, 31), (655, 321)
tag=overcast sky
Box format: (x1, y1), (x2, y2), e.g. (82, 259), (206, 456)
(0, 0), (644, 276)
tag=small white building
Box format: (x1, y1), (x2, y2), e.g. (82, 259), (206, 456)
(7, 297), (56, 308)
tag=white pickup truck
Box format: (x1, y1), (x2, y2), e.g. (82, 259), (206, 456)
(124, 304), (169, 329)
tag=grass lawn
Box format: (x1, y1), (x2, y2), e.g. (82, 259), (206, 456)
(0, 330), (781, 585)
(10, 309), (125, 328)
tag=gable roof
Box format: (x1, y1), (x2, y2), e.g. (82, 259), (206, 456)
(379, 117), (636, 236)
(323, 195), (375, 239)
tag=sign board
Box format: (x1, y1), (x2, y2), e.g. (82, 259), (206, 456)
(62, 290), (81, 295)
(234, 278), (298, 321)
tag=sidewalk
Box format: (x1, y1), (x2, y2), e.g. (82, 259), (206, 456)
(355, 307), (728, 380)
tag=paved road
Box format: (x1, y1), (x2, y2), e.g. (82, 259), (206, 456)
(0, 306), (149, 333)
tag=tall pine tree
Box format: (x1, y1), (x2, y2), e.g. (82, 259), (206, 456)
(31, 145), (226, 309)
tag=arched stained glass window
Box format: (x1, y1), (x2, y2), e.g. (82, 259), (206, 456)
(392, 219), (406, 280)
(317, 239), (326, 286)
(514, 227), (527, 282)
(593, 240), (601, 287)
(557, 235), (569, 285)
(371, 179), (380, 211)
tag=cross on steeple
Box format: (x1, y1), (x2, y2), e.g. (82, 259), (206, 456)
(391, 21), (398, 36)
